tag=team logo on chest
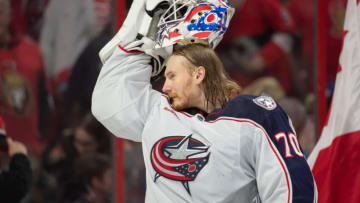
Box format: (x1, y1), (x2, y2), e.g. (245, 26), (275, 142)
(150, 134), (210, 195)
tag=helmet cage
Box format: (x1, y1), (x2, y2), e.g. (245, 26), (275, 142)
(154, 0), (234, 49)
(158, 0), (197, 27)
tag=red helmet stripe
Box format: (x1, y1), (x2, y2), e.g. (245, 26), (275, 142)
(185, 4), (212, 22)
(192, 31), (211, 38)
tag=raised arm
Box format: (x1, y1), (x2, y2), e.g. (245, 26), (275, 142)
(92, 47), (161, 142)
(0, 138), (32, 203)
(91, 0), (165, 142)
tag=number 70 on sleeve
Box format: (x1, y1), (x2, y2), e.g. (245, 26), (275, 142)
(275, 132), (304, 158)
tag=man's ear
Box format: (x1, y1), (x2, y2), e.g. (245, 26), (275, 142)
(194, 66), (206, 84)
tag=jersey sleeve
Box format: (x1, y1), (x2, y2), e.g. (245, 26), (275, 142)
(91, 46), (162, 142)
(252, 106), (317, 202)
(226, 95), (317, 203)
(252, 125), (292, 202)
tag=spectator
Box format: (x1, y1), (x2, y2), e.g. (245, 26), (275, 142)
(64, 24), (112, 129)
(278, 97), (307, 136)
(69, 153), (113, 203)
(0, 0), (50, 154)
(0, 116), (32, 203)
(40, 0), (111, 94)
(123, 141), (146, 203)
(298, 116), (316, 157)
(39, 0), (111, 141)
(25, 0), (50, 41)
(43, 112), (111, 174)
(42, 112), (112, 202)
(287, 0), (345, 93)
(72, 113), (112, 156)
(220, 0), (297, 93)
(241, 76), (286, 101)
(278, 96), (317, 157)
(9, 0), (49, 41)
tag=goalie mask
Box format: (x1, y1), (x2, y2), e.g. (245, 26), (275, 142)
(99, 0), (234, 76)
(144, 0), (234, 75)
(150, 0), (234, 49)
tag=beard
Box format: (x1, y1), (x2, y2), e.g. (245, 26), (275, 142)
(168, 80), (193, 111)
(169, 92), (191, 111)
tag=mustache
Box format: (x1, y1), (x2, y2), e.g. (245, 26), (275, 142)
(168, 92), (178, 104)
(168, 92), (178, 98)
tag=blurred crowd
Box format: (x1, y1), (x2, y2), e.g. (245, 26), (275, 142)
(0, 0), (345, 202)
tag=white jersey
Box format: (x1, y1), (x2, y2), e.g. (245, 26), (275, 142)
(92, 46), (317, 203)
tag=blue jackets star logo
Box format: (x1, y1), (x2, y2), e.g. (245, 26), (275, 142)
(150, 134), (210, 195)
(253, 95), (277, 110)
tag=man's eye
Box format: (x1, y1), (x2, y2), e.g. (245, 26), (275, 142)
(169, 74), (175, 79)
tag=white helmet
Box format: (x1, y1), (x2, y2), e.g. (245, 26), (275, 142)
(99, 0), (234, 76)
(147, 0), (235, 75)
(149, 0), (234, 49)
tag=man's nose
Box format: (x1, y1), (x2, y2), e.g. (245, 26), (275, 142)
(162, 82), (170, 93)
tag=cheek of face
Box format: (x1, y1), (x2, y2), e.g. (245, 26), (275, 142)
(170, 77), (193, 111)
(74, 128), (98, 155)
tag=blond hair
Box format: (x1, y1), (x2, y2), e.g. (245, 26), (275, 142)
(172, 43), (241, 108)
